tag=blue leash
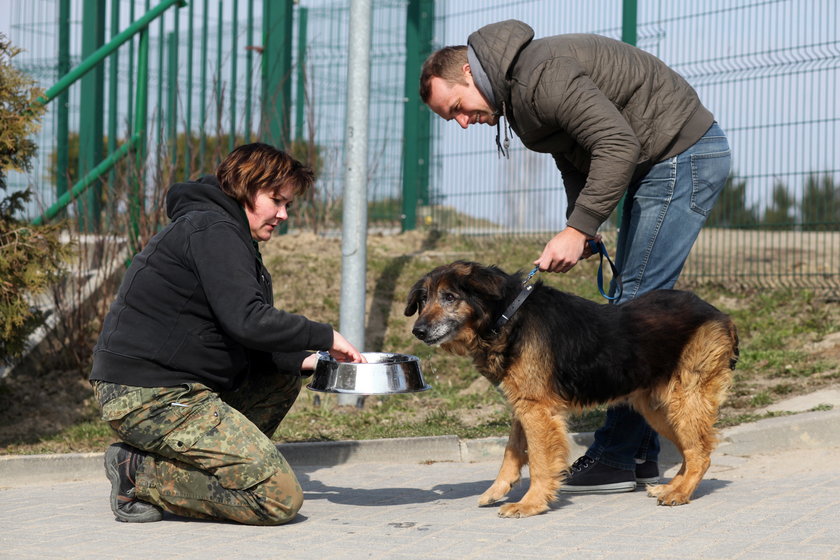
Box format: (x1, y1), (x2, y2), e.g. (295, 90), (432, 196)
(587, 240), (622, 301)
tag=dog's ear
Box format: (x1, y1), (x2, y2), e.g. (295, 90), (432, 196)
(462, 263), (508, 301)
(404, 277), (427, 316)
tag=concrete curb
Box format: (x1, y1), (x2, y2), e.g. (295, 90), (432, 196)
(2, 409), (838, 487)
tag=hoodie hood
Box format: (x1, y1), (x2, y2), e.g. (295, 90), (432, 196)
(467, 20), (534, 157)
(467, 20), (534, 111)
(166, 175), (246, 226)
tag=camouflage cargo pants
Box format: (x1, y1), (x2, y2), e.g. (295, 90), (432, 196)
(92, 371), (303, 525)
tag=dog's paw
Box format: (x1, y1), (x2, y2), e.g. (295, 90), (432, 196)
(478, 481), (512, 506)
(478, 493), (500, 506)
(646, 484), (666, 498)
(648, 485), (690, 506)
(497, 501), (548, 518)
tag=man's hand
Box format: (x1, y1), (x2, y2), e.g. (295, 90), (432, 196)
(534, 227), (591, 273)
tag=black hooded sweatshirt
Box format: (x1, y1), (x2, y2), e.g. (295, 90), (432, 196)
(90, 175), (334, 391)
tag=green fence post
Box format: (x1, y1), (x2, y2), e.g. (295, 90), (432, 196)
(185, 0), (194, 178)
(245, 0), (255, 143)
(216, 0), (223, 141)
(56, 0), (70, 219)
(401, 0), (435, 231)
(261, 0), (294, 148)
(167, 28), (178, 170)
(156, 11), (165, 155)
(79, 0), (106, 232)
(107, 0), (120, 228)
(131, 26), (150, 249)
(294, 6), (308, 143)
(229, 0), (239, 152)
(199, 0), (209, 169)
(615, 0), (638, 229)
(622, 0), (637, 46)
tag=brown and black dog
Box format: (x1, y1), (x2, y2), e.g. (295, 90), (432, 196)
(405, 261), (738, 518)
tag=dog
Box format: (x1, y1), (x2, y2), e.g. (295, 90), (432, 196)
(405, 261), (738, 518)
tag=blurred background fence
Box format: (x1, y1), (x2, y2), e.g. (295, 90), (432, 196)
(3, 0), (838, 292)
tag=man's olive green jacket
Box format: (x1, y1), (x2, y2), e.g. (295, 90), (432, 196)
(468, 19), (714, 236)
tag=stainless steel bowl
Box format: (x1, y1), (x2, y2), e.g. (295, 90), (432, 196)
(307, 352), (430, 394)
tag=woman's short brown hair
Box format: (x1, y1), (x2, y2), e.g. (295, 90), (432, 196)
(216, 143), (314, 209)
(419, 45), (468, 103)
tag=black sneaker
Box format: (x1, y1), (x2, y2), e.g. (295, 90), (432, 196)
(561, 456), (636, 493)
(104, 443), (163, 523)
(635, 460), (659, 486)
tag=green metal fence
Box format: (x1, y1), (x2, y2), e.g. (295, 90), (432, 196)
(3, 0), (839, 291)
(427, 0), (840, 293)
(5, 0), (417, 239)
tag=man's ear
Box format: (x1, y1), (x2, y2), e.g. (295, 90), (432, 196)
(463, 62), (471, 76)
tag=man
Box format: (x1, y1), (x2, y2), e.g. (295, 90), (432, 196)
(420, 20), (731, 493)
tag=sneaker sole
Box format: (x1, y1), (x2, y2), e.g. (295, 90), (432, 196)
(104, 445), (163, 523)
(636, 477), (660, 486)
(560, 481), (636, 494)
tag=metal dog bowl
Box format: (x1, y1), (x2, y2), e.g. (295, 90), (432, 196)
(307, 352), (430, 394)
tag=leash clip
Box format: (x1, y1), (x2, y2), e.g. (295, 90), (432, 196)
(523, 266), (539, 285)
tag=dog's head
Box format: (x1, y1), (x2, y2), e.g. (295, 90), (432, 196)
(404, 261), (512, 348)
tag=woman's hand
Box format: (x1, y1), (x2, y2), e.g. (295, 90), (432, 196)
(533, 227), (590, 273)
(328, 330), (366, 363)
(301, 353), (320, 371)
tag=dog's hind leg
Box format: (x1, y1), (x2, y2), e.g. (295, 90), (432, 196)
(479, 418), (526, 506)
(638, 322), (735, 506)
(497, 403), (569, 518)
(633, 402), (694, 504)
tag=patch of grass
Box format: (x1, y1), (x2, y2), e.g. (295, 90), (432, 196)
(749, 392), (773, 407)
(2, 232), (838, 454)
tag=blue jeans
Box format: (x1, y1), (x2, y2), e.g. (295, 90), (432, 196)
(586, 122), (731, 471)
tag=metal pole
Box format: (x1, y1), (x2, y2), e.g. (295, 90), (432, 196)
(338, 0), (372, 407)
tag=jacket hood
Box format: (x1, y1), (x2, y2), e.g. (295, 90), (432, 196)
(467, 20), (534, 108)
(166, 175), (247, 228)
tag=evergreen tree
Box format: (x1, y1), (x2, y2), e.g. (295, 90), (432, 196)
(763, 181), (796, 228)
(801, 174), (840, 231)
(0, 34), (67, 364)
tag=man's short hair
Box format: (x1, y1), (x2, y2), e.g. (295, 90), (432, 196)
(216, 143), (314, 209)
(419, 45), (468, 103)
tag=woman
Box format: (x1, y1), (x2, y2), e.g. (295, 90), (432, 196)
(90, 143), (364, 525)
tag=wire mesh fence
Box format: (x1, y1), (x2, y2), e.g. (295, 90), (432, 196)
(427, 0), (840, 293)
(2, 0), (838, 292)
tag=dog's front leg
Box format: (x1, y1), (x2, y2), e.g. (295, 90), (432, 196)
(498, 404), (569, 518)
(478, 418), (526, 506)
